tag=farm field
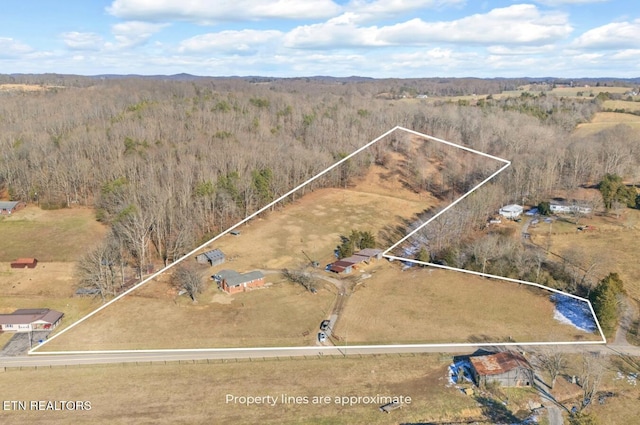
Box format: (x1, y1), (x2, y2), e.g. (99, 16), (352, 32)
(573, 111), (640, 136)
(0, 354), (509, 425)
(0, 206), (107, 262)
(332, 263), (601, 345)
(530, 208), (640, 300)
(603, 99), (640, 112)
(0, 207), (107, 336)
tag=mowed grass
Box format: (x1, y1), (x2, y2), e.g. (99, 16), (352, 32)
(0, 355), (492, 425)
(603, 99), (640, 112)
(334, 263), (601, 344)
(41, 278), (337, 351)
(0, 206), (107, 262)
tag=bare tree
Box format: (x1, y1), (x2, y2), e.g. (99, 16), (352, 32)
(536, 348), (567, 389)
(171, 264), (205, 302)
(76, 235), (124, 302)
(578, 353), (604, 411)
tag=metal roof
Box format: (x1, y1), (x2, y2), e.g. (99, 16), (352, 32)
(0, 201), (20, 210)
(356, 248), (383, 257)
(470, 352), (532, 376)
(0, 309), (63, 326)
(202, 249), (225, 262)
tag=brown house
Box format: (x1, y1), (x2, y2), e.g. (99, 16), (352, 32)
(10, 258), (38, 269)
(216, 270), (265, 294)
(0, 201), (25, 215)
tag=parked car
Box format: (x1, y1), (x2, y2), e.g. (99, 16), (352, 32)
(320, 320), (330, 331)
(318, 332), (327, 343)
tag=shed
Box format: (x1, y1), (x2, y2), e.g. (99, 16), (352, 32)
(469, 351), (534, 388)
(341, 255), (367, 266)
(220, 270), (265, 294)
(354, 248), (384, 262)
(196, 249), (225, 266)
(10, 258), (38, 269)
(329, 261), (354, 274)
(498, 204), (523, 219)
(0, 201), (25, 215)
(0, 308), (64, 332)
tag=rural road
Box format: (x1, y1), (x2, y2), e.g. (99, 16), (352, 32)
(3, 343), (639, 369)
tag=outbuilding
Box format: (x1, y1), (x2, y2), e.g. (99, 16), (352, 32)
(498, 204), (523, 219)
(354, 248), (384, 262)
(10, 258), (38, 269)
(329, 260), (354, 274)
(0, 201), (25, 215)
(196, 249), (225, 266)
(469, 351), (534, 388)
(0, 309), (64, 332)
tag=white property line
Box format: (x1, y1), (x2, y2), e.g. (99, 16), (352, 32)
(30, 126), (605, 355)
(32, 125), (400, 353)
(383, 255), (607, 344)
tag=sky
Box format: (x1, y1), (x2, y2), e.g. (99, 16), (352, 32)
(0, 0), (638, 78)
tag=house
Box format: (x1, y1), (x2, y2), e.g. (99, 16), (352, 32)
(550, 202), (592, 215)
(469, 351), (534, 388)
(329, 260), (354, 274)
(217, 270), (265, 294)
(0, 309), (64, 332)
(10, 258), (38, 269)
(498, 204), (523, 219)
(0, 201), (25, 215)
(354, 248), (384, 262)
(196, 249), (225, 266)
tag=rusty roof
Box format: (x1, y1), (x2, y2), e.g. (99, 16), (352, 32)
(469, 352), (532, 376)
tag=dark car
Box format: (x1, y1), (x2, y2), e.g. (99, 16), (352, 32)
(320, 320), (330, 331)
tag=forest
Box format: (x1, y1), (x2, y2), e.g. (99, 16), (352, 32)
(1, 75), (639, 299)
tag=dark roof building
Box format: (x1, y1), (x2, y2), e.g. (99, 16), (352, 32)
(329, 260), (354, 274)
(355, 248), (384, 261)
(0, 201), (25, 215)
(217, 270), (265, 294)
(0, 308), (64, 332)
(196, 249), (225, 266)
(469, 351), (534, 388)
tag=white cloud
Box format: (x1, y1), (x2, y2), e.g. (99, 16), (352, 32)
(0, 38), (33, 58)
(345, 0), (465, 22)
(285, 5), (572, 49)
(62, 32), (105, 51)
(533, 0), (608, 5)
(107, 0), (342, 22)
(573, 19), (640, 49)
(178, 30), (283, 55)
(111, 21), (169, 48)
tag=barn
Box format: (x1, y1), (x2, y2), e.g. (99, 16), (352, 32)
(469, 351), (534, 388)
(10, 258), (38, 269)
(354, 248), (384, 262)
(329, 260), (355, 274)
(0, 201), (25, 215)
(196, 249), (225, 266)
(217, 270), (265, 294)
(0, 308), (64, 332)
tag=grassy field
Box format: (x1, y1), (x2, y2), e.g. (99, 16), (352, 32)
(0, 206), (107, 262)
(529, 206), (640, 301)
(603, 99), (640, 112)
(0, 206), (107, 337)
(333, 263), (601, 344)
(0, 354), (516, 425)
(40, 276), (337, 350)
(573, 111), (640, 136)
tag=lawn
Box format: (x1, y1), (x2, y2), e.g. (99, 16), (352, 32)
(0, 206), (107, 262)
(333, 263), (601, 344)
(0, 354), (498, 425)
(40, 277), (338, 351)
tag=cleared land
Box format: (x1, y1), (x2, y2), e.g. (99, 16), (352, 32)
(0, 207), (107, 337)
(573, 112), (640, 136)
(0, 354), (507, 425)
(0, 206), (107, 262)
(333, 263), (600, 344)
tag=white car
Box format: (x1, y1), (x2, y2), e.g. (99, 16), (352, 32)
(318, 332), (327, 343)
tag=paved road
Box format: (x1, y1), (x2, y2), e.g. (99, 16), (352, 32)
(3, 342), (639, 369)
